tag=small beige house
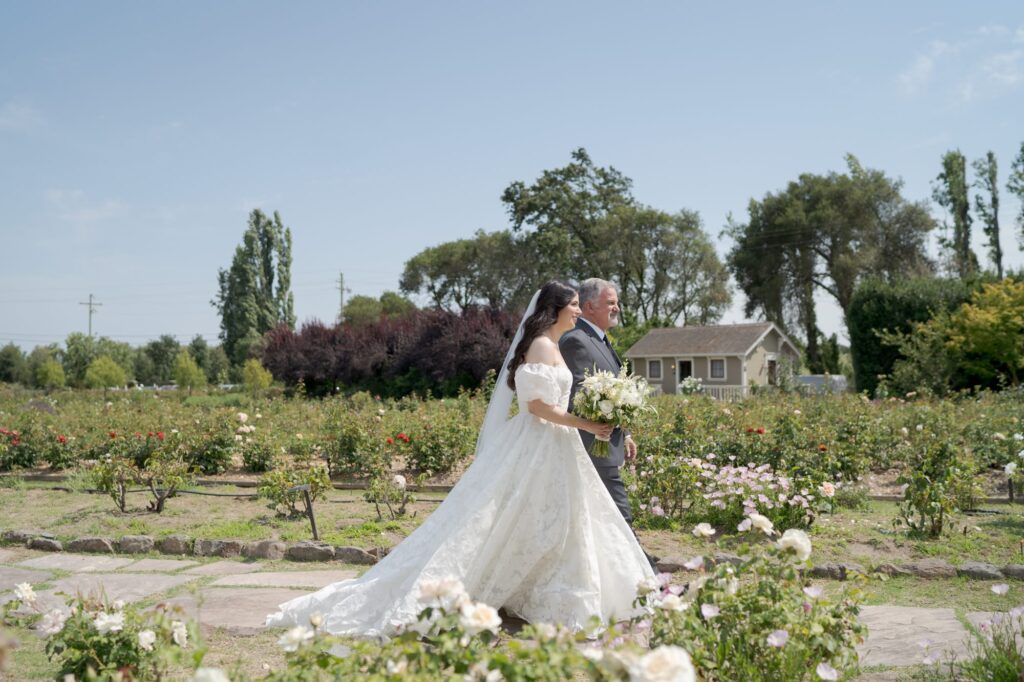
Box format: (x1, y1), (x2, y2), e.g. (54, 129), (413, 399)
(624, 322), (800, 398)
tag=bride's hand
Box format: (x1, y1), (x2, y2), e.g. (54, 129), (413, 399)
(586, 421), (613, 440)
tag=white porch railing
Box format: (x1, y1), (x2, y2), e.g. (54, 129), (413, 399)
(700, 385), (751, 401)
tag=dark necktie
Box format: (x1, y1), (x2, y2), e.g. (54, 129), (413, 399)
(602, 334), (620, 368)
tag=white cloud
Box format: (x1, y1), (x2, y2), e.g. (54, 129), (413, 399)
(898, 41), (955, 95)
(983, 49), (1024, 87)
(0, 100), (43, 132)
(44, 189), (125, 233)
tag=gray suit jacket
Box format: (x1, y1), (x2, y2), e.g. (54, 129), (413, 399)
(560, 319), (626, 469)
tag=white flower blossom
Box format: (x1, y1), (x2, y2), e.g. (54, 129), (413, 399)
(309, 612), (323, 629)
(816, 662), (838, 680)
(93, 611), (124, 634)
(138, 629), (156, 651)
(746, 513), (775, 536)
(819, 482), (836, 498)
(700, 603), (719, 620)
(803, 585), (824, 600)
(691, 523), (716, 538)
(1006, 462), (1018, 476)
(237, 412), (248, 423)
(386, 659), (408, 675)
(277, 625), (314, 652)
(637, 576), (661, 595)
(683, 556), (704, 570)
(459, 601), (502, 635)
(14, 582), (36, 604)
(777, 528), (812, 561)
(417, 577), (468, 607)
(190, 669), (231, 682)
(633, 645), (696, 682)
(38, 609), (68, 637)
(172, 620), (188, 647)
(657, 594), (688, 612)
(766, 629), (789, 647)
(393, 474), (407, 490)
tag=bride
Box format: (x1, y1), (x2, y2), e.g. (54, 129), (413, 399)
(266, 281), (656, 636)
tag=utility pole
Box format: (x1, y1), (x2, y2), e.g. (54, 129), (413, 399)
(337, 272), (350, 322)
(79, 293), (102, 337)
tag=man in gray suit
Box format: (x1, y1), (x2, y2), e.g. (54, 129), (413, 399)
(560, 278), (656, 570)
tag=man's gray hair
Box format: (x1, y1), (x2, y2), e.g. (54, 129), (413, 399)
(578, 278), (619, 307)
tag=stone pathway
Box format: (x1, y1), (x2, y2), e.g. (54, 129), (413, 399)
(0, 549), (993, 670)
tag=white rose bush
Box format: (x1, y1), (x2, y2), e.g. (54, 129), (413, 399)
(2, 587), (207, 681)
(573, 367), (655, 457)
(634, 526), (865, 681)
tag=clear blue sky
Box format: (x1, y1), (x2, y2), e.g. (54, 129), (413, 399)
(2, 2), (1023, 351)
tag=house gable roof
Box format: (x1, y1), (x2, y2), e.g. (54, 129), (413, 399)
(624, 322), (792, 358)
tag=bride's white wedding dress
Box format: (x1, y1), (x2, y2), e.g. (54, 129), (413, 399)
(266, 362), (655, 637)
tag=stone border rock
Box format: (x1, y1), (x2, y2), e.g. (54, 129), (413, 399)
(654, 554), (1024, 581)
(2, 526), (1020, 580)
(0, 528), (381, 565)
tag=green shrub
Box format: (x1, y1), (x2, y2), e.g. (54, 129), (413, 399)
(324, 412), (389, 478)
(896, 439), (979, 537)
(258, 464), (331, 517)
(640, 530), (864, 681)
(405, 411), (476, 476)
(848, 277), (970, 395)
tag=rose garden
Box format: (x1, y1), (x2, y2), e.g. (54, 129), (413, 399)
(1, 378), (1023, 681)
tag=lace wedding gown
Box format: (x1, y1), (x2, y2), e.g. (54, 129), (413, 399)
(266, 362), (655, 637)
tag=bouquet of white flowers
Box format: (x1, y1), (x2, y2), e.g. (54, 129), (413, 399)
(572, 367), (655, 457)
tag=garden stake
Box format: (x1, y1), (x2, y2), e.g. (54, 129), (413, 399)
(289, 484), (319, 540)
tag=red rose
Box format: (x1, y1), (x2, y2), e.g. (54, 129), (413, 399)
(147, 431), (154, 438)
(818, 444), (828, 452)
(109, 431), (117, 439)
(397, 432), (408, 441)
(156, 432), (165, 441)
(746, 427), (754, 433)
(386, 437), (394, 445)
(11, 439), (20, 447)
(57, 435), (67, 444)
(756, 427), (766, 435)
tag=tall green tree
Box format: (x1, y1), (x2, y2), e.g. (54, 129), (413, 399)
(0, 344), (29, 384)
(85, 356), (127, 397)
(36, 358), (65, 391)
(135, 335), (180, 386)
(27, 345), (60, 389)
(213, 209), (296, 365)
(95, 337), (136, 382)
(933, 150), (977, 278)
(205, 346), (230, 385)
(173, 349), (206, 396)
(502, 148), (634, 283)
(1008, 141), (1024, 251)
(595, 206), (731, 325)
(728, 155), (935, 371)
(400, 231), (534, 312)
(62, 332), (97, 387)
(972, 151), (1003, 279)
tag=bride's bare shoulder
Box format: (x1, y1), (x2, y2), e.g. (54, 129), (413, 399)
(524, 336), (560, 365)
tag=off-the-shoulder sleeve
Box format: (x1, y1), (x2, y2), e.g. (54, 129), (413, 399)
(515, 364), (561, 405)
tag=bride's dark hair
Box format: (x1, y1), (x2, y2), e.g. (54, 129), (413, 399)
(506, 281), (577, 390)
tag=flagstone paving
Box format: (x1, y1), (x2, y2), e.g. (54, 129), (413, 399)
(182, 559), (264, 576)
(0, 548), (1000, 671)
(166, 587), (312, 635)
(123, 558), (199, 572)
(209, 569), (357, 589)
(17, 553), (137, 572)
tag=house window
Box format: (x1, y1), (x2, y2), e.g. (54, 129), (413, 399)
(709, 358), (726, 380)
(648, 359), (662, 380)
(767, 359), (777, 386)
